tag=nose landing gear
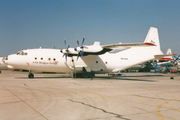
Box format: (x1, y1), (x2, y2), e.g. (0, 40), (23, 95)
(28, 72), (34, 78)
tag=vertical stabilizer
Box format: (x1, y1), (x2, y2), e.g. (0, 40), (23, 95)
(164, 48), (172, 59)
(144, 27), (160, 49)
(166, 48), (172, 54)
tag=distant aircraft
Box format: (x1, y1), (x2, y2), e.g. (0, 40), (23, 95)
(2, 27), (170, 78)
(0, 57), (8, 73)
(153, 48), (173, 63)
(152, 49), (179, 73)
(129, 48), (174, 72)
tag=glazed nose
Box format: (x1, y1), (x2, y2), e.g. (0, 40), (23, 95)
(2, 56), (8, 64)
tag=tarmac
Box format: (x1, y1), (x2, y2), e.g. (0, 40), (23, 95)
(0, 70), (180, 120)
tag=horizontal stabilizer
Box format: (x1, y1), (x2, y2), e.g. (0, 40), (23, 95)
(154, 54), (175, 59)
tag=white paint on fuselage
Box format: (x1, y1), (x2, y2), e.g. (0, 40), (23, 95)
(4, 45), (162, 74)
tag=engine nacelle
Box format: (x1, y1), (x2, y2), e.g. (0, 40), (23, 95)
(74, 41), (103, 53)
(60, 48), (78, 54)
(60, 49), (67, 54)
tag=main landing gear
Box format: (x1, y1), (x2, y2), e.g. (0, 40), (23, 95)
(73, 73), (95, 78)
(28, 72), (34, 78)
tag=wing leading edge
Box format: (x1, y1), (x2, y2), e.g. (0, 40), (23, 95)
(102, 42), (156, 51)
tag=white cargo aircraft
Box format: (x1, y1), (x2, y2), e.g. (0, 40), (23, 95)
(2, 27), (169, 78)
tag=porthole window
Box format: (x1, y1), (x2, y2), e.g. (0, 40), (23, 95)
(41, 58), (43, 60)
(48, 58), (51, 61)
(35, 57), (37, 60)
(96, 61), (98, 63)
(53, 58), (56, 61)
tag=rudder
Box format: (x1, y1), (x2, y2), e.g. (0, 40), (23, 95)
(144, 27), (160, 49)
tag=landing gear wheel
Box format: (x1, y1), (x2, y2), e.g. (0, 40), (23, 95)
(90, 73), (95, 78)
(83, 74), (88, 78)
(28, 73), (34, 78)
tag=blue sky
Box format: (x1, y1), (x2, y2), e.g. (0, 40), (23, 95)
(0, 0), (180, 57)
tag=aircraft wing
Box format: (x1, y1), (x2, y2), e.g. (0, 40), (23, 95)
(102, 42), (155, 51)
(67, 42), (156, 57)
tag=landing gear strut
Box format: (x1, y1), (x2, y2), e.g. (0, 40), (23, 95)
(28, 72), (34, 78)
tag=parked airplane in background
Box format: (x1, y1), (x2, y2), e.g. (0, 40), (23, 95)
(2, 27), (171, 78)
(153, 48), (173, 63)
(149, 49), (178, 73)
(152, 49), (177, 66)
(0, 57), (8, 73)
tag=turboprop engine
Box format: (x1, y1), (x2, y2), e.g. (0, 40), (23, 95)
(74, 42), (103, 53)
(74, 38), (103, 60)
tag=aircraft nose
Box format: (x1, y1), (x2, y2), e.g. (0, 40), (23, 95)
(2, 56), (8, 64)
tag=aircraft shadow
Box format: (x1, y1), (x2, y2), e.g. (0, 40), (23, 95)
(15, 74), (162, 82)
(15, 76), (72, 79)
(94, 76), (157, 82)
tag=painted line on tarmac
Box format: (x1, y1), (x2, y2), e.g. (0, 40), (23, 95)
(137, 81), (180, 120)
(0, 82), (48, 120)
(157, 98), (180, 120)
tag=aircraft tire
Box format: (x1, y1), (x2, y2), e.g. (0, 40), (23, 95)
(90, 73), (95, 78)
(28, 73), (34, 78)
(83, 74), (88, 78)
(0, 70), (1, 73)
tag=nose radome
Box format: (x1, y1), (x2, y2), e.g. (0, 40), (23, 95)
(2, 56), (8, 64)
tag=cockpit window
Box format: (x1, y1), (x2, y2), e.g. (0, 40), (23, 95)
(16, 51), (28, 55)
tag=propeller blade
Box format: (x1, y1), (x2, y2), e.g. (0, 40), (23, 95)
(64, 39), (66, 48)
(65, 53), (67, 62)
(61, 39), (70, 62)
(67, 45), (70, 49)
(80, 50), (84, 59)
(82, 37), (85, 46)
(77, 39), (79, 46)
(76, 37), (85, 61)
(77, 52), (80, 60)
(62, 53), (68, 62)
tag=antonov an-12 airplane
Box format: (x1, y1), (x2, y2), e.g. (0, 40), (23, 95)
(2, 27), (170, 78)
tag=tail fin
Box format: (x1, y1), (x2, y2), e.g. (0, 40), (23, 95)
(144, 27), (160, 49)
(161, 48), (173, 60)
(166, 48), (172, 54)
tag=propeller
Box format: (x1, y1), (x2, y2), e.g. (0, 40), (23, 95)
(60, 39), (70, 62)
(172, 55), (180, 65)
(74, 37), (85, 60)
